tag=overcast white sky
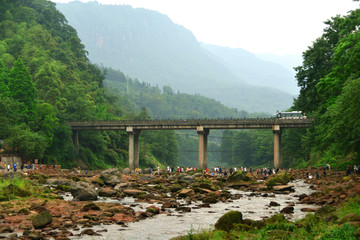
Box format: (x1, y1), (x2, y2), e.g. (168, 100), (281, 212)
(53, 0), (359, 56)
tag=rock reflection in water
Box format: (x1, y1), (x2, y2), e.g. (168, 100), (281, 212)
(71, 180), (318, 240)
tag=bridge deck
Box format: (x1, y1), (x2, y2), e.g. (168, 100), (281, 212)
(67, 118), (313, 131)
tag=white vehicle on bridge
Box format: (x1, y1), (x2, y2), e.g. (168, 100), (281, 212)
(276, 111), (306, 119)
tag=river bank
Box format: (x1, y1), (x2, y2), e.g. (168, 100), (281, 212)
(0, 168), (359, 239)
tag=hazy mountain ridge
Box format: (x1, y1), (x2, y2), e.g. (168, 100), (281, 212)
(201, 43), (299, 94)
(56, 1), (294, 113)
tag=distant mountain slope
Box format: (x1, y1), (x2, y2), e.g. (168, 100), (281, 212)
(202, 43), (299, 95)
(56, 1), (294, 113)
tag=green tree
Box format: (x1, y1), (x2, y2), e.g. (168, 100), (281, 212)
(8, 57), (37, 119)
(6, 124), (48, 161)
(0, 61), (9, 96)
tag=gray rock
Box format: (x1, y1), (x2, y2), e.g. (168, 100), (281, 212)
(0, 226), (13, 233)
(122, 168), (131, 174)
(100, 168), (122, 186)
(71, 181), (98, 201)
(32, 210), (52, 229)
(177, 174), (195, 185)
(47, 178), (73, 186)
(114, 183), (129, 190)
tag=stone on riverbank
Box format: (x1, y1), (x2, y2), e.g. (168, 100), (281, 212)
(280, 206), (294, 214)
(177, 174), (195, 185)
(100, 168), (122, 186)
(215, 210), (243, 232)
(122, 188), (146, 197)
(265, 172), (291, 187)
(32, 210), (52, 229)
(0, 225), (13, 233)
(71, 181), (98, 201)
(273, 185), (294, 191)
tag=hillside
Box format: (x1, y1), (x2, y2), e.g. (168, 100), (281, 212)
(56, 2), (294, 113)
(0, 0), (181, 169)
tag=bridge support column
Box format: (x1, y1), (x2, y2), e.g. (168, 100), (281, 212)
(197, 126), (209, 169)
(273, 125), (282, 168)
(126, 127), (141, 170)
(73, 130), (79, 155)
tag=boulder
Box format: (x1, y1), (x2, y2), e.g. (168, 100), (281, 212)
(28, 232), (42, 240)
(162, 201), (179, 208)
(122, 168), (131, 174)
(98, 187), (117, 197)
(71, 181), (98, 201)
(227, 172), (252, 183)
(203, 195), (218, 204)
(177, 189), (193, 198)
(146, 205), (160, 214)
(273, 185), (294, 191)
(0, 226), (13, 233)
(175, 207), (191, 212)
(82, 203), (100, 211)
(280, 206), (294, 214)
(215, 211), (243, 232)
(122, 189), (146, 196)
(32, 210), (53, 229)
(301, 208), (318, 212)
(177, 174), (195, 185)
(269, 201), (280, 207)
(170, 184), (183, 193)
(100, 168), (122, 186)
(114, 183), (129, 190)
(47, 178), (73, 186)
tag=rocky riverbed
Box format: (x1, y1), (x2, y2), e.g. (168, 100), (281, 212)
(0, 168), (359, 240)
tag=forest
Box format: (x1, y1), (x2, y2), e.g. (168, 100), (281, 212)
(0, 0), (359, 170)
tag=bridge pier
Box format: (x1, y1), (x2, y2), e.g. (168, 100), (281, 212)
(73, 130), (79, 154)
(197, 126), (209, 169)
(273, 125), (282, 168)
(126, 127), (141, 170)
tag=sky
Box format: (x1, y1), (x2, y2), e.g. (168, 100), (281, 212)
(52, 0), (360, 56)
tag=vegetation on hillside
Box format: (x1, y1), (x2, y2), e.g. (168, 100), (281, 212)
(0, 0), (177, 169)
(219, 9), (360, 170)
(290, 9), (360, 169)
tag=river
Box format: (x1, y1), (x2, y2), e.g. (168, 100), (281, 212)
(69, 179), (319, 240)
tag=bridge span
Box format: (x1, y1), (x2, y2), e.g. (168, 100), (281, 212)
(67, 118), (313, 170)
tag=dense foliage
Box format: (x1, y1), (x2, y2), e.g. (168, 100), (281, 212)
(290, 9), (360, 168)
(217, 9), (360, 169)
(0, 0), (177, 169)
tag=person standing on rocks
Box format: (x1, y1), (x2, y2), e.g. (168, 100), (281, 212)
(7, 164), (10, 172)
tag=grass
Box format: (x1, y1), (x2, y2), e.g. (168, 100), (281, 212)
(0, 176), (45, 201)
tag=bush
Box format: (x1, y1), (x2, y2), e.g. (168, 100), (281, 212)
(319, 223), (357, 240)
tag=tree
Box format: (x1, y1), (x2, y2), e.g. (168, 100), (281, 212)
(8, 57), (37, 119)
(0, 61), (9, 96)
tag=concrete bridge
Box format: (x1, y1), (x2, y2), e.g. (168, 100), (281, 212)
(67, 118), (313, 170)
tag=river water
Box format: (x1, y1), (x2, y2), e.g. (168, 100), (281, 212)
(69, 179), (319, 240)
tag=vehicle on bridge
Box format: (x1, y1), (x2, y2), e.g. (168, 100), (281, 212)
(276, 111), (306, 119)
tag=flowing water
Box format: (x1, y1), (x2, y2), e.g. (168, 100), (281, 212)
(70, 179), (319, 240)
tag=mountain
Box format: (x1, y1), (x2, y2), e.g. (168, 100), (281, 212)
(202, 43), (299, 95)
(56, 1), (294, 113)
(254, 53), (303, 74)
